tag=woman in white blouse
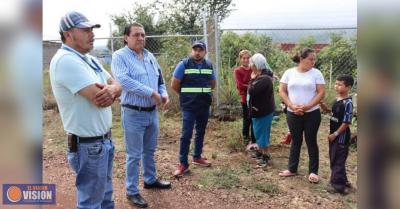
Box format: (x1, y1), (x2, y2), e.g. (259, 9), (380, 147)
(278, 48), (325, 183)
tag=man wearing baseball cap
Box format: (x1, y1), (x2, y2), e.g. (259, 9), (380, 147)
(49, 11), (121, 209)
(171, 40), (216, 177)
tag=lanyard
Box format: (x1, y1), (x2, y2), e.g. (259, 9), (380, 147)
(61, 45), (103, 73)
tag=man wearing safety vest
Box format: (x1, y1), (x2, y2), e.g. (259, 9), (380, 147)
(171, 41), (216, 177)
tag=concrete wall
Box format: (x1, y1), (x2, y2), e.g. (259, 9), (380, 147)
(43, 41), (61, 68)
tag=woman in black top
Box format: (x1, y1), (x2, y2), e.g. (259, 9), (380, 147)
(248, 53), (275, 167)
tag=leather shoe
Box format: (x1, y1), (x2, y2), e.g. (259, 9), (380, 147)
(144, 179), (171, 189)
(126, 194), (148, 208)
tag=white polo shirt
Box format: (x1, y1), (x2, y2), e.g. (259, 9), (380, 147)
(49, 44), (112, 137)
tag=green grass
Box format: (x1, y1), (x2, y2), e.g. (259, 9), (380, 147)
(226, 120), (244, 152)
(253, 183), (280, 195)
(196, 166), (240, 189)
(238, 162), (252, 174)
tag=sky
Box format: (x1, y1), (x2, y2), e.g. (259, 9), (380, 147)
(43, 0), (357, 46)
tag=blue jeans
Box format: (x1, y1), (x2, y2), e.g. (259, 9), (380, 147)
(67, 138), (115, 209)
(121, 107), (158, 195)
(179, 108), (209, 166)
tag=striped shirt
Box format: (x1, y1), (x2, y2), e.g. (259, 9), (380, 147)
(111, 46), (167, 107)
(330, 97), (353, 144)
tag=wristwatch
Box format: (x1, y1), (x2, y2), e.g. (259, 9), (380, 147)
(333, 131), (339, 137)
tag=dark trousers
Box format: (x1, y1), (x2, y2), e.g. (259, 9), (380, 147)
(241, 103), (255, 143)
(179, 108), (210, 166)
(286, 109), (321, 174)
(329, 139), (349, 192)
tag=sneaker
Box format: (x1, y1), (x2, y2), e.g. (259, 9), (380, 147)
(192, 157), (211, 167)
(173, 164), (189, 177)
(326, 184), (348, 195)
(326, 184), (338, 193)
(251, 151), (262, 159)
(280, 132), (292, 145)
(257, 155), (269, 168)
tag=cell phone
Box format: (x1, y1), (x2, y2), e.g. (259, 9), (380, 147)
(68, 135), (78, 152)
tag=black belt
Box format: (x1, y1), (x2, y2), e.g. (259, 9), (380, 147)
(122, 104), (156, 112)
(68, 130), (112, 144)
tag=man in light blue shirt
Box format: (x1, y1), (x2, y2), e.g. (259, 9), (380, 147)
(112, 23), (171, 208)
(50, 11), (121, 209)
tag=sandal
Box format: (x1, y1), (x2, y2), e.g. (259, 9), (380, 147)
(308, 173), (319, 183)
(279, 170), (296, 177)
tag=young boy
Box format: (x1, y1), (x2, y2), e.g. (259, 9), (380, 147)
(326, 75), (354, 194)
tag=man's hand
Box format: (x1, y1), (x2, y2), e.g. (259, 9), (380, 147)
(328, 134), (336, 142)
(151, 91), (162, 105)
(94, 83), (117, 107)
(161, 96), (169, 112)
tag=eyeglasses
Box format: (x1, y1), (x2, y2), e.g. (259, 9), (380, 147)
(131, 33), (145, 38)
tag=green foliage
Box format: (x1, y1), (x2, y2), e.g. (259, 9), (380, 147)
(317, 34), (357, 81)
(157, 37), (193, 112)
(157, 0), (233, 34)
(220, 32), (273, 68)
(292, 36), (317, 54)
(219, 67), (240, 106)
(108, 2), (164, 51)
(109, 0), (233, 41)
(268, 45), (294, 76)
(220, 31), (293, 77)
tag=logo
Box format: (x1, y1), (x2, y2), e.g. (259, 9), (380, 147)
(3, 184), (56, 205)
(6, 186), (22, 202)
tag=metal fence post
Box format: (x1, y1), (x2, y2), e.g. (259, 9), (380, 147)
(109, 22), (114, 54)
(203, 7), (208, 60)
(214, 14), (220, 108)
(329, 61), (333, 90)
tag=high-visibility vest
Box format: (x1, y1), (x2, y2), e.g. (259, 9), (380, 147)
(179, 57), (214, 111)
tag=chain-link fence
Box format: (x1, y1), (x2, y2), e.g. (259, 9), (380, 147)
(215, 27), (357, 115)
(218, 28), (357, 88)
(98, 35), (209, 112)
(43, 26), (357, 115)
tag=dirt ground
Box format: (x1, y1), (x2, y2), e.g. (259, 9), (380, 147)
(43, 106), (357, 209)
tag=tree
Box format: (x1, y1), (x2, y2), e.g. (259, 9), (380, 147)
(220, 32), (274, 69)
(157, 0), (234, 34)
(108, 0), (234, 54)
(107, 2), (165, 51)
